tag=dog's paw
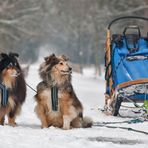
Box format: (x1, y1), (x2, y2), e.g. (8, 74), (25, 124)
(0, 118), (5, 125)
(41, 124), (48, 129)
(62, 127), (70, 130)
(8, 118), (17, 127)
(63, 115), (71, 130)
(62, 125), (71, 130)
(8, 122), (17, 127)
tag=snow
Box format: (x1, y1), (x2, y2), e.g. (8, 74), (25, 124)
(0, 63), (148, 148)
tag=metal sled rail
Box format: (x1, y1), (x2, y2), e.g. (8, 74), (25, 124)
(108, 16), (148, 29)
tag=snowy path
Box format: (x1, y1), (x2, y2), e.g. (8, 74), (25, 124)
(0, 64), (148, 148)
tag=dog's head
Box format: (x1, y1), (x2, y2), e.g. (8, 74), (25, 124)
(39, 54), (72, 83)
(0, 52), (20, 79)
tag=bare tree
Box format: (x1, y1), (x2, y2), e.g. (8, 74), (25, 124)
(0, 0), (47, 62)
(0, 0), (148, 64)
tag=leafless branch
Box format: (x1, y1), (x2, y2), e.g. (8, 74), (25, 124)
(0, 28), (20, 41)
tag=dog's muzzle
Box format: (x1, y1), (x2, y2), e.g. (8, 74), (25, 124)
(10, 71), (20, 77)
(61, 67), (72, 75)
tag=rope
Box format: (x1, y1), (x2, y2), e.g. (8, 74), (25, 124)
(93, 118), (147, 126)
(93, 124), (148, 135)
(26, 82), (59, 111)
(26, 83), (37, 93)
(93, 117), (148, 135)
(119, 94), (146, 109)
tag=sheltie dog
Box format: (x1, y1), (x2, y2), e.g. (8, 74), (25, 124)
(35, 54), (92, 129)
(0, 52), (26, 126)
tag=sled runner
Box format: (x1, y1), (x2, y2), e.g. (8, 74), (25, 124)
(104, 16), (148, 116)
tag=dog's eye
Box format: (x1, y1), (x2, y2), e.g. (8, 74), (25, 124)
(59, 62), (63, 65)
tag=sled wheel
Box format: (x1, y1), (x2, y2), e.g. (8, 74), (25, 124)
(112, 96), (123, 116)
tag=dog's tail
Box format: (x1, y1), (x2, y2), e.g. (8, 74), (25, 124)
(71, 116), (93, 128)
(82, 116), (93, 128)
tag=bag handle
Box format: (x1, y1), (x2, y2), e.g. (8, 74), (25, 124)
(123, 26), (140, 52)
(123, 25), (141, 38)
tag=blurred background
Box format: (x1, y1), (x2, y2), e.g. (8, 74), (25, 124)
(0, 0), (148, 75)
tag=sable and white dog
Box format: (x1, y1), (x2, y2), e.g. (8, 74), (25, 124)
(35, 54), (92, 129)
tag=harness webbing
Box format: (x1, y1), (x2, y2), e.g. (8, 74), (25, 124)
(51, 86), (58, 111)
(0, 83), (9, 106)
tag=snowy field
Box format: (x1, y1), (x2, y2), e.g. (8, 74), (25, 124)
(0, 63), (148, 148)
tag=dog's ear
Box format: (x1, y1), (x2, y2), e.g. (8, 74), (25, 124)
(9, 52), (19, 58)
(0, 53), (8, 60)
(59, 55), (69, 61)
(44, 53), (56, 63)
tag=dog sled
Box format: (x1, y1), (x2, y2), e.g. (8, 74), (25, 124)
(104, 16), (148, 116)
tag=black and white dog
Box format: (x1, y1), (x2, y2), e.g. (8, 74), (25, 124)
(0, 52), (26, 126)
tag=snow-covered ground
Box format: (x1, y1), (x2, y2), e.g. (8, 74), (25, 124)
(0, 63), (148, 148)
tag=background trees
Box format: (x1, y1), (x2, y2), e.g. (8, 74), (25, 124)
(0, 0), (148, 66)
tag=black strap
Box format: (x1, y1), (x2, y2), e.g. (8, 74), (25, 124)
(0, 83), (9, 106)
(51, 86), (58, 111)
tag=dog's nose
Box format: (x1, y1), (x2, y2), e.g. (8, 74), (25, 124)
(69, 67), (72, 71)
(13, 67), (20, 76)
(17, 69), (20, 74)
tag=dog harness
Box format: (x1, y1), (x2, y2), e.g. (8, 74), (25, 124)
(0, 83), (9, 107)
(51, 86), (58, 111)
